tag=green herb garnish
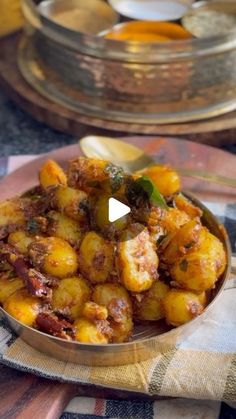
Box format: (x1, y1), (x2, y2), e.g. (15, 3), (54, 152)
(105, 164), (124, 193)
(27, 219), (40, 234)
(135, 175), (168, 209)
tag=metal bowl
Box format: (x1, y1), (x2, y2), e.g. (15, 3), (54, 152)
(20, 0), (236, 124)
(0, 155), (231, 366)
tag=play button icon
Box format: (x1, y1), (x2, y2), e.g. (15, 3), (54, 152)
(108, 198), (131, 223)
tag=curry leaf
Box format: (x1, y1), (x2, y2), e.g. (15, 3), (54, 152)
(135, 175), (168, 209)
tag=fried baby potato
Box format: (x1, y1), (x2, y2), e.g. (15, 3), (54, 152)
(79, 231), (114, 284)
(0, 199), (25, 237)
(29, 237), (78, 278)
(174, 193), (202, 219)
(52, 185), (89, 222)
(118, 224), (158, 292)
(83, 301), (108, 321)
(171, 229), (226, 292)
(93, 283), (133, 342)
(47, 211), (82, 247)
(0, 276), (24, 304)
(39, 160), (67, 189)
(94, 195), (128, 235)
(52, 276), (90, 319)
(135, 280), (170, 321)
(163, 289), (206, 326)
(8, 230), (35, 254)
(3, 289), (42, 327)
(162, 220), (202, 263)
(160, 208), (190, 235)
(74, 318), (110, 344)
(171, 253), (218, 292)
(198, 230), (226, 277)
(111, 316), (133, 343)
(68, 157), (125, 193)
(146, 206), (190, 242)
(93, 283), (131, 309)
(140, 165), (180, 196)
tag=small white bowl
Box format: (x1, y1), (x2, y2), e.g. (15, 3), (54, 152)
(108, 0), (194, 21)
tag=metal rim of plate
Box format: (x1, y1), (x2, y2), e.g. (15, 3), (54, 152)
(18, 35), (236, 126)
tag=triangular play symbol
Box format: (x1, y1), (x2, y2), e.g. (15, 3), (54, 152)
(108, 198), (131, 223)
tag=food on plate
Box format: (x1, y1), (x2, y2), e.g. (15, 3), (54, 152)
(4, 288), (42, 327)
(135, 280), (170, 321)
(0, 275), (24, 304)
(28, 236), (79, 278)
(104, 21), (192, 42)
(52, 276), (90, 319)
(0, 157), (227, 342)
(118, 224), (158, 292)
(163, 289), (206, 326)
(79, 231), (114, 284)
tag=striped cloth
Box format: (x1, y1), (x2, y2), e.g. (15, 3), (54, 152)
(0, 155), (236, 419)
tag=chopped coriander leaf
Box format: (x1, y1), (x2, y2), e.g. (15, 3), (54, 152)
(27, 219), (40, 234)
(105, 164), (124, 193)
(135, 175), (168, 209)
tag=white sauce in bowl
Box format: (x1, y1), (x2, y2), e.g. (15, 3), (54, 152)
(108, 0), (192, 21)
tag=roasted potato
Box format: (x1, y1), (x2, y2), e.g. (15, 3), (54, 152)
(198, 230), (226, 277)
(93, 194), (128, 235)
(68, 157), (125, 193)
(135, 280), (170, 321)
(47, 211), (82, 247)
(171, 228), (226, 292)
(111, 316), (133, 343)
(140, 165), (180, 196)
(93, 283), (133, 342)
(0, 199), (25, 234)
(162, 220), (203, 263)
(174, 193), (202, 219)
(3, 289), (42, 326)
(52, 185), (89, 222)
(82, 301), (108, 321)
(74, 318), (110, 344)
(0, 275), (24, 304)
(160, 208), (190, 235)
(52, 276), (90, 319)
(163, 289), (206, 326)
(8, 230), (35, 254)
(171, 253), (218, 292)
(79, 231), (114, 284)
(93, 283), (131, 309)
(118, 224), (158, 292)
(39, 159), (67, 189)
(29, 237), (78, 278)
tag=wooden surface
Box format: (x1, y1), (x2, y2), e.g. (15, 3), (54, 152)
(0, 136), (236, 418)
(1, 32), (236, 145)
